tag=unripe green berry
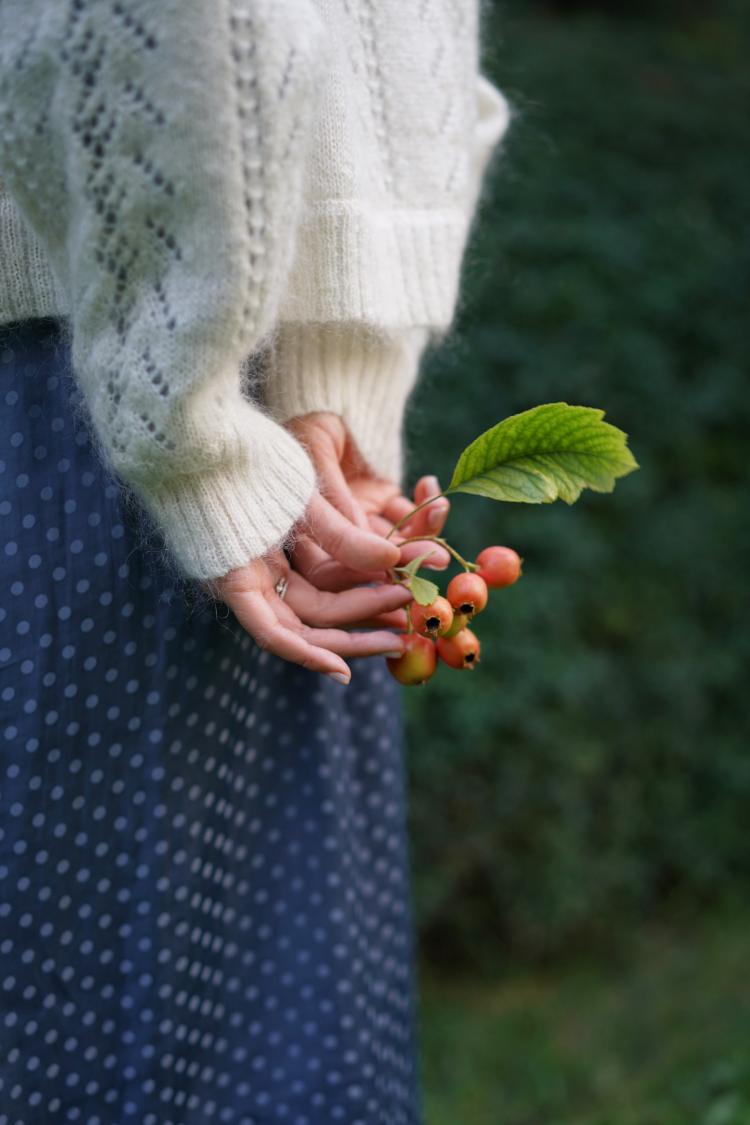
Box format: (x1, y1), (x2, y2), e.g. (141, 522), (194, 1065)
(441, 611), (469, 639)
(437, 628), (481, 670)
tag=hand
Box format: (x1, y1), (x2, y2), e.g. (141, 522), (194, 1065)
(202, 490), (411, 683)
(286, 412), (451, 592)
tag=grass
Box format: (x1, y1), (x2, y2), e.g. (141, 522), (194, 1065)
(419, 908), (750, 1125)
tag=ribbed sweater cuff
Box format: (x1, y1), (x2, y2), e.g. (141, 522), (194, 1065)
(264, 323), (429, 485)
(135, 420), (316, 582)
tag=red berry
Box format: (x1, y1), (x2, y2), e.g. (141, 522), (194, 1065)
(387, 634), (437, 686)
(475, 546), (522, 589)
(410, 596), (454, 638)
(446, 572), (488, 619)
(441, 611), (469, 640)
(437, 629), (481, 670)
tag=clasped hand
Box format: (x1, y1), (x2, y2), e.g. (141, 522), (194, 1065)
(203, 413), (450, 684)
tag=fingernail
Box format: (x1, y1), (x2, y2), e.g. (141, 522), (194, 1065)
(328, 672), (350, 686)
(384, 651), (403, 659)
(426, 476), (440, 494)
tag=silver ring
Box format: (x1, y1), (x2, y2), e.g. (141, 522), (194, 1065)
(274, 576), (289, 601)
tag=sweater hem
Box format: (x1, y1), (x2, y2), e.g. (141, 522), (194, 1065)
(0, 193), (472, 333)
(0, 190), (472, 332)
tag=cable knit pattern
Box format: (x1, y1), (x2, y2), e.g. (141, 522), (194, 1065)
(0, 0), (510, 580)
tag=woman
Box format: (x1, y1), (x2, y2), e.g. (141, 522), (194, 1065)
(0, 1), (509, 1120)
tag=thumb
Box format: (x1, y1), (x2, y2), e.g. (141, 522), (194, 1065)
(315, 443), (370, 531)
(304, 493), (401, 573)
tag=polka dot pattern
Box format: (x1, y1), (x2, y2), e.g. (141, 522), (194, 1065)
(0, 319), (422, 1124)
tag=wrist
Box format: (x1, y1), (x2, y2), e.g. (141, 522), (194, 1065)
(134, 412), (316, 582)
(262, 322), (428, 486)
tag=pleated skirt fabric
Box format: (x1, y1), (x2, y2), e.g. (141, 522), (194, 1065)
(0, 318), (422, 1125)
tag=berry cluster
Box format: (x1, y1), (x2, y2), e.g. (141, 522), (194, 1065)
(387, 546), (522, 686)
(379, 403), (637, 684)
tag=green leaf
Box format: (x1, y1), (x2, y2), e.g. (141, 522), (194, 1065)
(398, 553), (435, 577)
(408, 575), (440, 606)
(446, 403), (639, 505)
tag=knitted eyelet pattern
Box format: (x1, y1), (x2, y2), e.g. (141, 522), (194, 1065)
(0, 0), (324, 577)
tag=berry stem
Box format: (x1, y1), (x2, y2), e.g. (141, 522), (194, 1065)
(396, 535), (478, 572)
(385, 493), (448, 539)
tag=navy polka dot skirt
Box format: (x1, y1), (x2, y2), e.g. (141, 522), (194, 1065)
(0, 319), (423, 1125)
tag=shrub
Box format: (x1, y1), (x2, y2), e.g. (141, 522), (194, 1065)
(405, 0), (750, 968)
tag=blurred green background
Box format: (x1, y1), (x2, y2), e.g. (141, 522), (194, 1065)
(404, 0), (750, 1120)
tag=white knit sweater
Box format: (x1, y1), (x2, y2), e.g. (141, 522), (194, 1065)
(0, 0), (510, 581)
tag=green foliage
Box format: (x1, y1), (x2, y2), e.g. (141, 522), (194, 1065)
(405, 0), (750, 967)
(421, 908), (750, 1125)
(395, 555), (440, 605)
(447, 403), (638, 504)
(408, 574), (440, 606)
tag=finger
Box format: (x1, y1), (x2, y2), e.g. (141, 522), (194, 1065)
(226, 589), (351, 681)
(380, 494), (416, 525)
(292, 536), (389, 592)
(270, 596), (405, 658)
(306, 493), (401, 572)
(369, 513), (400, 538)
(315, 446), (371, 531)
(396, 540), (450, 569)
(352, 608), (409, 631)
(382, 476), (450, 538)
(350, 475), (401, 516)
(285, 571), (412, 628)
(366, 515), (450, 568)
(299, 626), (405, 659)
(291, 417), (371, 531)
(368, 515), (445, 558)
(276, 576), (410, 628)
(413, 475), (451, 535)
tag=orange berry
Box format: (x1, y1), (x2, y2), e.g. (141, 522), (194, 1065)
(475, 546), (522, 589)
(437, 629), (481, 670)
(410, 596), (454, 638)
(446, 572), (488, 619)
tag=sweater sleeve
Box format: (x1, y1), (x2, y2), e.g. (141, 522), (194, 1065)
(263, 323), (430, 487)
(468, 75), (512, 218)
(0, 0), (328, 581)
(262, 73), (511, 489)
